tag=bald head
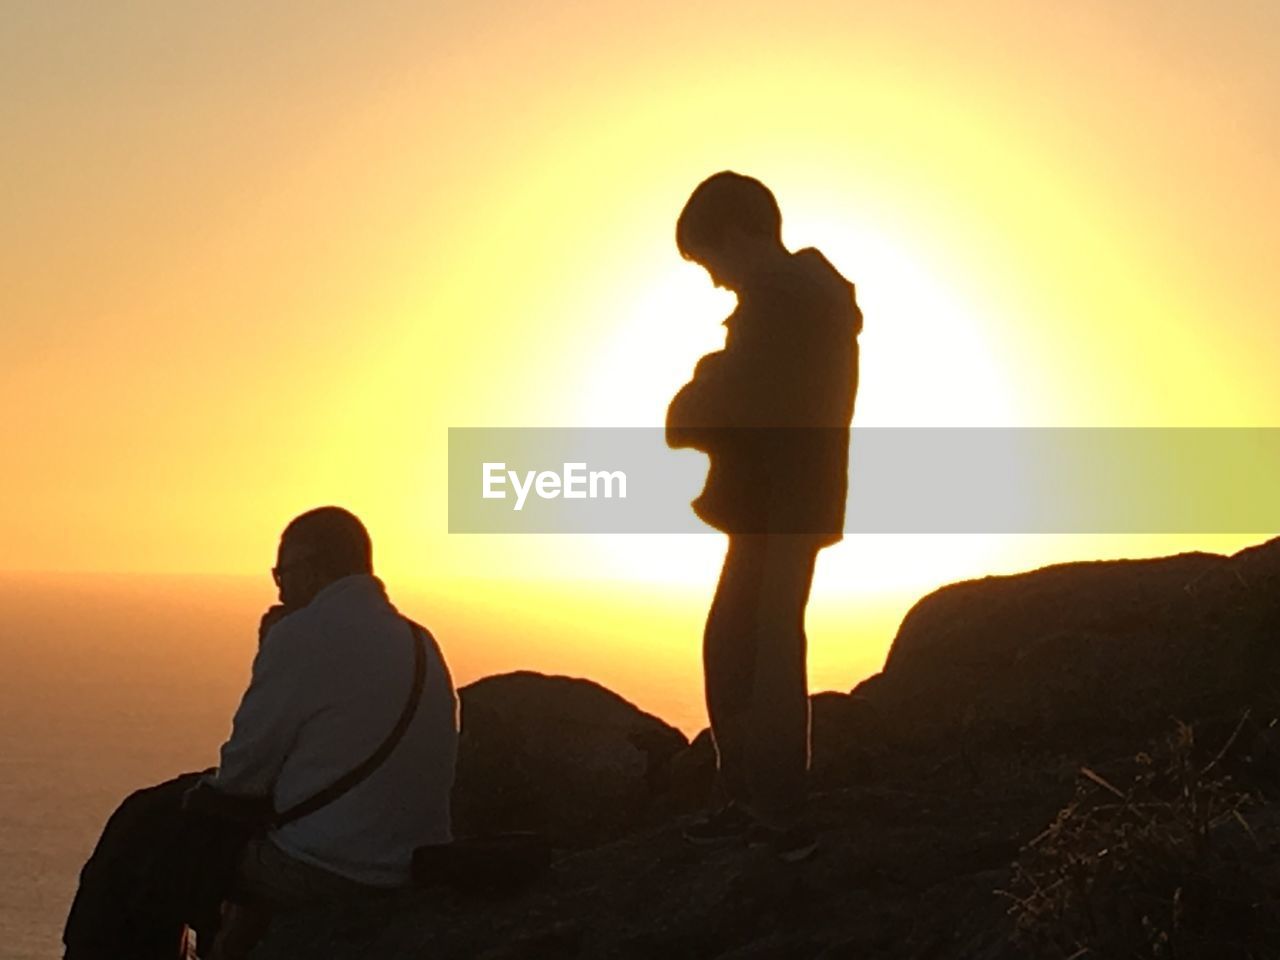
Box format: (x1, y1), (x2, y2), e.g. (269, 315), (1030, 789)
(273, 506), (373, 609)
(281, 506), (373, 578)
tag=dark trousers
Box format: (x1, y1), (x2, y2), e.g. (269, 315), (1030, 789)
(703, 534), (821, 826)
(63, 772), (253, 960)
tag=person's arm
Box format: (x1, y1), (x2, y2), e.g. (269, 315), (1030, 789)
(203, 619), (304, 798)
(666, 350), (735, 450)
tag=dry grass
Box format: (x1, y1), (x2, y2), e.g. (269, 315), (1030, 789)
(999, 714), (1279, 959)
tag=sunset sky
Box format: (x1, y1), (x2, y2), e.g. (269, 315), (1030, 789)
(3, 2), (1277, 705)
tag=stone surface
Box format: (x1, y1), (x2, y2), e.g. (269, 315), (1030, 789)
(249, 537), (1280, 959)
(452, 671), (689, 844)
(859, 537), (1280, 754)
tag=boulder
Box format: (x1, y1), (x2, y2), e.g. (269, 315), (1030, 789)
(662, 727), (717, 814)
(861, 537), (1280, 754)
(657, 691), (891, 807)
(249, 537), (1280, 960)
(452, 671), (688, 844)
(808, 690), (890, 787)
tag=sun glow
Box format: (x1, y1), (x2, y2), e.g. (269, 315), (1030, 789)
(561, 212), (1022, 589)
(3, 0), (1275, 703)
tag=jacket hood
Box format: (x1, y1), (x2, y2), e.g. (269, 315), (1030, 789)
(723, 246), (863, 337)
(788, 247), (862, 335)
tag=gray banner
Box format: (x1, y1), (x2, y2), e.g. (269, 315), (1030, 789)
(447, 427), (1280, 534)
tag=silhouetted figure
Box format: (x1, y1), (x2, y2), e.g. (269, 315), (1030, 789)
(666, 172), (861, 859)
(64, 507), (459, 959)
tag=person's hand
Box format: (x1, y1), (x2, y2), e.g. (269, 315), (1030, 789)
(692, 350), (726, 381)
(182, 777), (274, 825)
(258, 604), (290, 646)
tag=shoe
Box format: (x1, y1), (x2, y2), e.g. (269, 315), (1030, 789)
(746, 822), (820, 863)
(682, 802), (756, 845)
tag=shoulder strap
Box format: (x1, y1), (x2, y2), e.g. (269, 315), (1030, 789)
(273, 619), (429, 828)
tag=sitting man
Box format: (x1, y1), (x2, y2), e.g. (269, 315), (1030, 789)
(64, 506), (459, 959)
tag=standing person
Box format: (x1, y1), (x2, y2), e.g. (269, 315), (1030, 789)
(666, 172), (862, 860)
(64, 506), (459, 958)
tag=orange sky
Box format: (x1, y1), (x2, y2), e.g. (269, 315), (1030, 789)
(2, 3), (1277, 689)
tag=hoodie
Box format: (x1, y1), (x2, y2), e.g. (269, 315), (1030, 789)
(666, 247), (861, 544)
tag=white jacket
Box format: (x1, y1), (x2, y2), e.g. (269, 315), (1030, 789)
(209, 574), (458, 886)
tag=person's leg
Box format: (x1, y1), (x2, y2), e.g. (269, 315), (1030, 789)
(702, 535), (767, 809)
(64, 772), (215, 960)
(232, 834), (386, 910)
(743, 534), (820, 829)
(210, 834), (387, 959)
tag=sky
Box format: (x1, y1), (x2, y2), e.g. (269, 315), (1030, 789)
(2, 1), (1277, 682)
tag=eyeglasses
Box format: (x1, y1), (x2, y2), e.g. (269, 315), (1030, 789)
(271, 554), (315, 587)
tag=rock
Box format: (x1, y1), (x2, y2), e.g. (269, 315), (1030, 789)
(662, 727), (717, 815)
(658, 691), (892, 809)
(865, 537), (1280, 755)
(452, 671), (688, 844)
(809, 691), (890, 788)
(248, 537), (1280, 959)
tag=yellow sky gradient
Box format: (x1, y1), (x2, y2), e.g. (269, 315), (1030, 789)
(3, 3), (1277, 708)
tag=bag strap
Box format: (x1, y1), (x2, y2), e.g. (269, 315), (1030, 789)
(273, 619), (428, 828)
